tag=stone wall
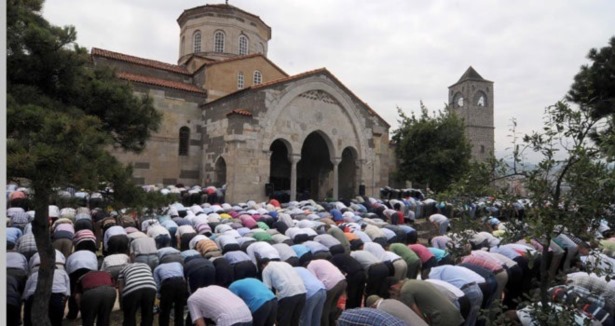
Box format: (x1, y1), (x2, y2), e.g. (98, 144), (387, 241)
(110, 87), (204, 186)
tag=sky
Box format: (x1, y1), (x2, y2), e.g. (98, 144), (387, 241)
(41, 0), (615, 162)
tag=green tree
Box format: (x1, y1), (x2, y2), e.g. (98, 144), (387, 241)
(7, 0), (161, 324)
(567, 36), (615, 158)
(392, 102), (473, 192)
(503, 101), (615, 324)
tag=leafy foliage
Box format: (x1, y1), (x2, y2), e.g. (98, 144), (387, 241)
(567, 36), (615, 159)
(7, 0), (161, 324)
(392, 102), (473, 192)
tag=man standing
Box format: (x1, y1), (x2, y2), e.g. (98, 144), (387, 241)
(307, 259), (347, 326)
(261, 260), (307, 326)
(388, 278), (464, 326)
(74, 270), (117, 326)
(330, 252), (366, 309)
(187, 285), (253, 326)
(229, 278), (278, 326)
(153, 261), (188, 326)
(118, 262), (157, 326)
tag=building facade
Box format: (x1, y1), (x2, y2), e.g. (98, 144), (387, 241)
(92, 3), (394, 203)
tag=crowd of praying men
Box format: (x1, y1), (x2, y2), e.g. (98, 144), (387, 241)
(5, 183), (615, 326)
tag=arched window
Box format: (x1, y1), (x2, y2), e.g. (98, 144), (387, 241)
(237, 72), (244, 89)
(214, 31), (225, 53)
(239, 35), (248, 55)
(181, 36), (185, 54)
(192, 31), (201, 53)
(179, 127), (190, 156)
(253, 70), (262, 85)
(259, 43), (265, 54)
(480, 145), (485, 153)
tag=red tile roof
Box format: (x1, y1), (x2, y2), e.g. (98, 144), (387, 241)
(92, 48), (190, 75)
(117, 72), (206, 94)
(205, 53), (288, 77)
(226, 109), (253, 117)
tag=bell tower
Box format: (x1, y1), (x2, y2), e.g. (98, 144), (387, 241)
(448, 66), (494, 162)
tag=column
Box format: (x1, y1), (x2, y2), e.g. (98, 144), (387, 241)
(290, 154), (301, 201)
(332, 157), (341, 200)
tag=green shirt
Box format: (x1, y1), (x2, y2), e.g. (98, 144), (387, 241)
(399, 280), (464, 326)
(389, 243), (420, 265)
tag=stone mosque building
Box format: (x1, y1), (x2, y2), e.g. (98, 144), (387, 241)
(91, 3), (494, 203)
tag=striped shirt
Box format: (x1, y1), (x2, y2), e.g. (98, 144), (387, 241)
(188, 286), (253, 326)
(73, 229), (96, 246)
(16, 233), (37, 255)
(118, 263), (157, 298)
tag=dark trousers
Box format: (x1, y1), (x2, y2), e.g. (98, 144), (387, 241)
(345, 271), (366, 309)
(187, 266), (216, 293)
(68, 268), (92, 319)
(514, 256), (533, 295)
(322, 280), (347, 326)
(75, 240), (98, 253)
(252, 298), (278, 326)
(329, 244), (345, 256)
(80, 286), (117, 326)
(159, 277), (188, 326)
(277, 293), (306, 326)
(233, 260), (258, 281)
(7, 304), (21, 326)
(503, 265), (524, 309)
(365, 263), (390, 302)
(24, 293), (66, 326)
(180, 233), (196, 251)
(106, 235), (129, 256)
(155, 235), (171, 249)
(121, 288), (156, 326)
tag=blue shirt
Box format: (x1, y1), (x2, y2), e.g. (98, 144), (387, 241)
(291, 244), (311, 258)
(153, 262), (184, 291)
(294, 266), (325, 299)
(6, 227), (22, 244)
(224, 251), (252, 265)
(228, 278), (275, 312)
(428, 247), (448, 261)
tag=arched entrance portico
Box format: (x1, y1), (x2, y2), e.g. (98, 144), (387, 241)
(269, 139), (291, 202)
(339, 146), (358, 200)
(297, 131), (333, 201)
(214, 157), (227, 187)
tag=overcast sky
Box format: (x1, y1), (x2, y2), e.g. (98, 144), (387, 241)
(42, 0), (615, 162)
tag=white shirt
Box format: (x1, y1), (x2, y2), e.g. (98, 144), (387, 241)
(187, 286), (252, 326)
(65, 250), (98, 274)
(262, 261), (306, 298)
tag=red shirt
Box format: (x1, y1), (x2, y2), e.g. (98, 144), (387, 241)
(77, 271), (115, 293)
(408, 244), (434, 263)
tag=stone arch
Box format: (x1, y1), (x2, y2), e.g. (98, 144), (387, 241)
(214, 156), (227, 187)
(297, 131), (334, 200)
(339, 146), (359, 200)
(473, 90), (488, 107)
(269, 138), (293, 201)
(259, 77), (369, 162)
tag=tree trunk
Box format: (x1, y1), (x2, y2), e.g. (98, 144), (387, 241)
(31, 185), (54, 326)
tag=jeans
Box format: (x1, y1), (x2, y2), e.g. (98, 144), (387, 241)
(300, 289), (326, 326)
(461, 283), (483, 326)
